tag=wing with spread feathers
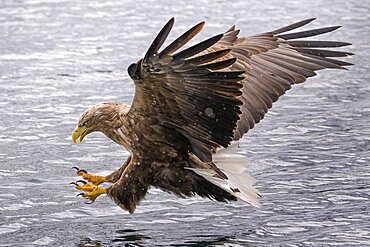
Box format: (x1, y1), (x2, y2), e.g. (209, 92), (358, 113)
(127, 18), (244, 162)
(127, 18), (352, 161)
(223, 18), (353, 140)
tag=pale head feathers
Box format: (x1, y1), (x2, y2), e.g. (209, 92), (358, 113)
(78, 102), (130, 135)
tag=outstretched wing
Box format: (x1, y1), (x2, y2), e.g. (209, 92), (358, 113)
(127, 18), (352, 162)
(127, 18), (245, 162)
(221, 18), (353, 140)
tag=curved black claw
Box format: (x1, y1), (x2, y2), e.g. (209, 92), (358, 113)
(76, 192), (85, 197)
(76, 180), (87, 185)
(76, 192), (95, 204)
(72, 166), (87, 174)
(70, 180), (87, 186)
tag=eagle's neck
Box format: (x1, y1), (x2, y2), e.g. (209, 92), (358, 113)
(92, 102), (132, 149)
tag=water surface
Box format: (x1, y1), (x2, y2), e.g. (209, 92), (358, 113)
(0, 0), (369, 246)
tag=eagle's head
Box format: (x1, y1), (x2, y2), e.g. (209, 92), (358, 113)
(72, 107), (96, 144)
(72, 102), (129, 144)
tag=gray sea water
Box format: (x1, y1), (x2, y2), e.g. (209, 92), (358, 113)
(1, 0), (369, 246)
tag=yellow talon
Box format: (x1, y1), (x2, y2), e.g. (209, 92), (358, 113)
(78, 186), (107, 202)
(80, 173), (106, 185)
(74, 182), (97, 192)
(72, 167), (106, 185)
(71, 167), (107, 203)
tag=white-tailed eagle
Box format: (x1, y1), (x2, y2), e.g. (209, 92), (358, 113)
(71, 18), (352, 213)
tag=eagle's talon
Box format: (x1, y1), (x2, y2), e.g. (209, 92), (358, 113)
(72, 182), (97, 192)
(72, 169), (106, 185)
(76, 186), (107, 202)
(72, 166), (88, 176)
(78, 169), (88, 174)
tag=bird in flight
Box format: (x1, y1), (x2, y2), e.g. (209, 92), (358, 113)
(71, 18), (352, 214)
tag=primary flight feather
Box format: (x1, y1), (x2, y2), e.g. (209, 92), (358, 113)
(71, 18), (352, 213)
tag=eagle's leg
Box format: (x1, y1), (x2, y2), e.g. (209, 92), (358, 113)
(104, 156), (131, 183)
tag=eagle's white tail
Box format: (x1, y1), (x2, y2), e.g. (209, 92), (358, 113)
(189, 143), (261, 207)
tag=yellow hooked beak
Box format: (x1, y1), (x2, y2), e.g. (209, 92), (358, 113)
(72, 126), (88, 144)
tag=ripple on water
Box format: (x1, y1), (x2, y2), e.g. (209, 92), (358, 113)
(0, 0), (369, 246)
(0, 223), (27, 235)
(30, 236), (55, 246)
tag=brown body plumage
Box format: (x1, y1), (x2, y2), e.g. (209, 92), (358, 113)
(72, 18), (352, 213)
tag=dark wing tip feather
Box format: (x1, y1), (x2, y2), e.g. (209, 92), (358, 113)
(173, 34), (224, 60)
(277, 26), (342, 40)
(143, 18), (175, 63)
(323, 57), (354, 67)
(159, 21), (205, 57)
(200, 58), (237, 70)
(288, 40), (352, 48)
(272, 18), (316, 34)
(296, 48), (354, 57)
(185, 49), (232, 67)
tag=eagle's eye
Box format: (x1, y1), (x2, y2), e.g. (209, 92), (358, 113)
(79, 122), (87, 128)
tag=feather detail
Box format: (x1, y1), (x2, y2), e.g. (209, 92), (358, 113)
(188, 143), (261, 207)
